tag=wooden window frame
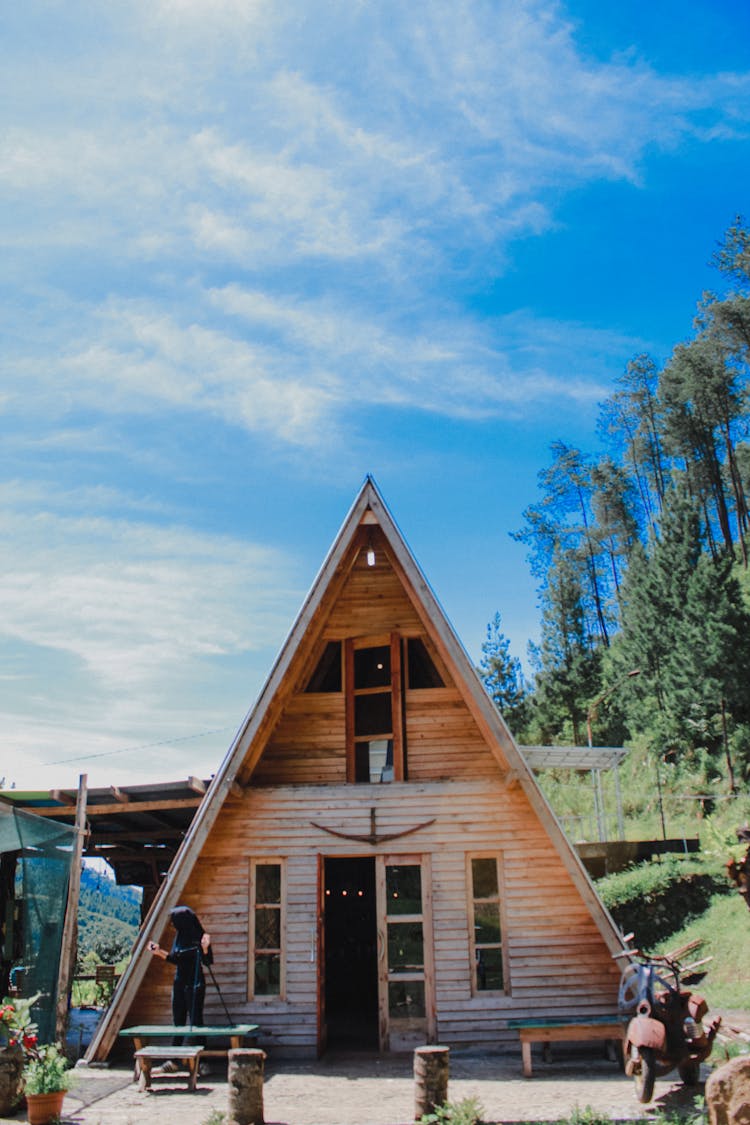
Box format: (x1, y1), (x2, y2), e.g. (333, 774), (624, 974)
(345, 632), (404, 783)
(466, 852), (509, 997)
(248, 857), (286, 1002)
(375, 852), (436, 1049)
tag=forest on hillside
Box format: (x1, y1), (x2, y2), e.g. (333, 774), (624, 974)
(480, 217), (750, 800)
(77, 865), (141, 969)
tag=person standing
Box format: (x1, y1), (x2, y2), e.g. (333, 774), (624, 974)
(148, 905), (213, 1030)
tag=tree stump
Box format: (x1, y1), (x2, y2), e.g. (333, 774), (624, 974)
(414, 1045), (449, 1121)
(227, 1048), (266, 1125)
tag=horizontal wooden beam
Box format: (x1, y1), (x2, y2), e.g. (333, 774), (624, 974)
(18, 796), (203, 818)
(50, 789), (76, 806)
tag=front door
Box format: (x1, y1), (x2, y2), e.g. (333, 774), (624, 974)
(323, 856), (379, 1049)
(322, 853), (435, 1052)
(376, 854), (435, 1051)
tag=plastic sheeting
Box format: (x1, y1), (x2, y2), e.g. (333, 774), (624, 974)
(0, 802), (76, 1043)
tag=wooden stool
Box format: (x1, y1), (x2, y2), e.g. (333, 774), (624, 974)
(134, 1045), (203, 1091)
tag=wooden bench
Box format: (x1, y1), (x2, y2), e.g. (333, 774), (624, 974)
(134, 1045), (203, 1091)
(121, 1023), (259, 1061)
(506, 1016), (624, 1077)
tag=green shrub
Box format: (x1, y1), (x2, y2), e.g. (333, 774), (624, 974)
(597, 855), (730, 947)
(559, 1110), (612, 1125)
(23, 1044), (71, 1094)
(419, 1097), (485, 1124)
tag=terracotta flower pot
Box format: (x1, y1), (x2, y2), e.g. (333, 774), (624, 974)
(25, 1088), (66, 1125)
(0, 1045), (25, 1115)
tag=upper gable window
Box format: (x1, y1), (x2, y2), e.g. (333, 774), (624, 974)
(407, 638), (444, 689)
(305, 642), (342, 693)
(346, 636), (404, 783)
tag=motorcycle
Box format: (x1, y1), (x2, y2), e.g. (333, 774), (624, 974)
(615, 935), (721, 1103)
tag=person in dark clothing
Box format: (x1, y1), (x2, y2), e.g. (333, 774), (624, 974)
(148, 905), (213, 1029)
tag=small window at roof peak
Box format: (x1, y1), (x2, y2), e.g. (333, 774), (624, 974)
(407, 637), (444, 689)
(305, 641), (342, 692)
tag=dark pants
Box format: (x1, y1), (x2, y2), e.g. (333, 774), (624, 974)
(172, 977), (205, 1044)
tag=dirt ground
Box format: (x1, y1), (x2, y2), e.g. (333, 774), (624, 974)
(3, 1009), (746, 1125)
(0, 1045), (711, 1125)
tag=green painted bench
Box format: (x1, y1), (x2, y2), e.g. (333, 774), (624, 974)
(121, 1024), (259, 1067)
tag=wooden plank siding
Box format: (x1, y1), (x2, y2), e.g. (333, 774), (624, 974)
(124, 779), (621, 1054)
(92, 481), (624, 1064)
(253, 686), (490, 786)
(322, 535), (425, 640)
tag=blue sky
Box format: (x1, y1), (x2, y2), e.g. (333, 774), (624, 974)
(2, 0), (749, 791)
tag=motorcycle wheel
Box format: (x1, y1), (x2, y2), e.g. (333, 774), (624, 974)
(678, 1060), (700, 1086)
(634, 1046), (656, 1103)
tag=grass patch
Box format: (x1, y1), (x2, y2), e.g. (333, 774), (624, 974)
(654, 891), (750, 1010)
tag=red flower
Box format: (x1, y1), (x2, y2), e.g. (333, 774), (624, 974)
(22, 1034), (37, 1049)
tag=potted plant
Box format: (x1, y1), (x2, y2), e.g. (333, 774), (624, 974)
(22, 1043), (71, 1125)
(0, 996), (39, 1115)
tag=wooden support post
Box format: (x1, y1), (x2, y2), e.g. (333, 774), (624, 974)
(55, 773), (87, 1045)
(227, 1048), (266, 1125)
(414, 1045), (449, 1121)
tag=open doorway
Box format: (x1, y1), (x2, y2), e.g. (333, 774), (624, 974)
(323, 856), (378, 1049)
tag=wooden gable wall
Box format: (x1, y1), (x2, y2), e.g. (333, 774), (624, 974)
(252, 527), (499, 786)
(92, 481), (624, 1062)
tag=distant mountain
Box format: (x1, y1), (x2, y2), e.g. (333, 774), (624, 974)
(77, 865), (142, 965)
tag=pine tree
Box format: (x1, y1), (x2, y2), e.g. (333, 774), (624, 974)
(478, 612), (527, 733)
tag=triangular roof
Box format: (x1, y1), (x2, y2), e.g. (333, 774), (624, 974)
(88, 475), (622, 1059)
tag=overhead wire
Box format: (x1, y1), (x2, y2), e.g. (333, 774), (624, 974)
(43, 726), (235, 766)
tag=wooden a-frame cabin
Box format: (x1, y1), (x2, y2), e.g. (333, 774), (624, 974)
(89, 477), (623, 1060)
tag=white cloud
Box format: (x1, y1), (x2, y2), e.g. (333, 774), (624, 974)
(0, 485), (297, 691)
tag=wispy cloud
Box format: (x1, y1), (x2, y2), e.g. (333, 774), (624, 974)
(0, 482), (301, 785)
(1, 0), (748, 787)
(0, 484), (297, 690)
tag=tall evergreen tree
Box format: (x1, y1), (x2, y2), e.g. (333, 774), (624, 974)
(616, 485), (750, 772)
(527, 546), (602, 745)
(478, 612), (527, 733)
(597, 354), (667, 538)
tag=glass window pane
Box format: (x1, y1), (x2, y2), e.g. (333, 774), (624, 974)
(386, 865), (422, 915)
(388, 980), (425, 1020)
(254, 952), (281, 996)
(474, 902), (501, 944)
(407, 638), (444, 689)
(354, 742), (370, 782)
(305, 642), (342, 692)
(354, 646), (391, 688)
(387, 922), (424, 972)
(255, 906), (281, 950)
(256, 864), (281, 904)
(475, 946), (504, 991)
(471, 858), (499, 899)
(354, 691), (392, 736)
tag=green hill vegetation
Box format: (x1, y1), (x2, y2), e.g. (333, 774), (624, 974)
(75, 865), (141, 992)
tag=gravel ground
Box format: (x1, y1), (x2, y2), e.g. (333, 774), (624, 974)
(5, 1005), (747, 1125)
(0, 1045), (709, 1125)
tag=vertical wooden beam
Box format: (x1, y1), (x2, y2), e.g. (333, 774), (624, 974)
(55, 774), (87, 1045)
(344, 639), (355, 782)
(390, 632), (404, 781)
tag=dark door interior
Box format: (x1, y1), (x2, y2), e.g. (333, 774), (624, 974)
(324, 856), (378, 1049)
